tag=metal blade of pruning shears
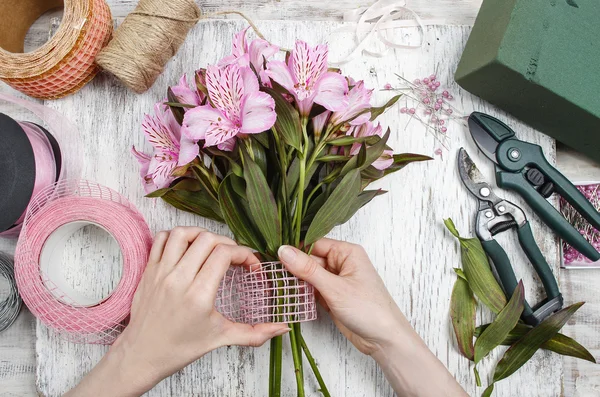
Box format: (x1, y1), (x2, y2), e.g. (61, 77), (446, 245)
(468, 112), (516, 163)
(458, 148), (502, 207)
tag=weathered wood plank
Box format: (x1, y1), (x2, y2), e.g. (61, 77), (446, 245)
(0, 0), (598, 394)
(32, 21), (563, 397)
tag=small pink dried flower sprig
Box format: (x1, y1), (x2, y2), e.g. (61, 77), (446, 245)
(560, 183), (600, 265)
(383, 74), (463, 153)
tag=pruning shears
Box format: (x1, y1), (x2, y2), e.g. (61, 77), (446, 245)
(458, 148), (563, 326)
(468, 112), (600, 262)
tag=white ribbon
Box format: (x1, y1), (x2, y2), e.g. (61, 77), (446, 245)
(329, 0), (426, 65)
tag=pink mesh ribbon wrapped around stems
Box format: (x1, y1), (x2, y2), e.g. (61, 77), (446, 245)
(217, 262), (317, 325)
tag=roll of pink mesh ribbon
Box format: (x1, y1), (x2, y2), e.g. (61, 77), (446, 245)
(15, 180), (152, 344)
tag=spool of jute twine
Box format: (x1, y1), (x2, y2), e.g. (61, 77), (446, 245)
(95, 0), (270, 94)
(0, 0), (113, 99)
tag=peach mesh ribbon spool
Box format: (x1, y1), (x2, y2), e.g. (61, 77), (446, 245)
(0, 0), (113, 100)
(14, 180), (152, 344)
(216, 262), (317, 325)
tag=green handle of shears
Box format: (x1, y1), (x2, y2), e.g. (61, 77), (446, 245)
(516, 222), (560, 299)
(480, 239), (534, 319)
(498, 140), (600, 230)
(496, 166), (600, 261)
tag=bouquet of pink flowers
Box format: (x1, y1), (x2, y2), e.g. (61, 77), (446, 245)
(133, 27), (430, 396)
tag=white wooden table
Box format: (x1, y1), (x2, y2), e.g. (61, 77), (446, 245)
(1, 1), (599, 396)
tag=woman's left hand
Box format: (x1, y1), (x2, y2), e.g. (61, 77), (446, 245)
(66, 227), (290, 397)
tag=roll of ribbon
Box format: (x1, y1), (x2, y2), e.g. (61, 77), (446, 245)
(0, 94), (81, 237)
(0, 0), (113, 99)
(0, 252), (22, 333)
(0, 119), (62, 237)
(15, 180), (152, 344)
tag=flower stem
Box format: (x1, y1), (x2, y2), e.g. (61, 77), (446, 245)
(300, 334), (331, 397)
(270, 335), (283, 397)
(289, 324), (305, 397)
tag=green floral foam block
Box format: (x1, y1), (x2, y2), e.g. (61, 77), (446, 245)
(455, 0), (600, 162)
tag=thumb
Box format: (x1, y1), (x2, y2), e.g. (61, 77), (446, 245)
(278, 245), (339, 293)
(225, 323), (291, 347)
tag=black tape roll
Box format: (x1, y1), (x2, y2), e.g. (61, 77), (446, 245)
(30, 122), (62, 181)
(0, 113), (36, 233)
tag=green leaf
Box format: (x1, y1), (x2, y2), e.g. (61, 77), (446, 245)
(492, 302), (585, 383)
(146, 187), (172, 198)
(473, 367), (482, 387)
(252, 131), (270, 148)
(317, 154), (352, 162)
(454, 268), (468, 280)
(286, 158), (319, 198)
(450, 273), (476, 360)
(339, 189), (386, 225)
(304, 169), (361, 245)
(475, 323), (596, 363)
(384, 153), (432, 176)
(263, 87), (302, 150)
(361, 165), (384, 180)
(246, 138), (268, 176)
(369, 94), (401, 120)
(481, 384), (494, 397)
(219, 175), (266, 252)
(474, 282), (525, 363)
(161, 189), (223, 223)
(326, 135), (381, 146)
(242, 151), (281, 254)
(286, 158), (300, 196)
(340, 129), (390, 177)
(444, 218), (507, 314)
(171, 178), (202, 191)
(167, 87), (185, 125)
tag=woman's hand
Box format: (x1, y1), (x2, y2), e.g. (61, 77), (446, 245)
(66, 227), (290, 397)
(278, 238), (468, 397)
(277, 239), (407, 355)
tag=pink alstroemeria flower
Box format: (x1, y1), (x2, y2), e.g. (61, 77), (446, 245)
(170, 73), (205, 108)
(266, 41), (349, 116)
(181, 63), (277, 151)
(349, 121), (393, 170)
(218, 27), (279, 78)
(131, 147), (154, 193)
(132, 103), (198, 192)
(330, 80), (373, 126)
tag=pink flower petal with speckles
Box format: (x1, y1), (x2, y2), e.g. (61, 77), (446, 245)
(240, 91), (277, 134)
(314, 72), (349, 111)
(181, 105), (225, 141)
(265, 60), (295, 92)
(131, 146), (155, 192)
(290, 41), (328, 90)
(205, 117), (238, 147)
(312, 111), (331, 137)
(232, 27), (250, 57)
(142, 112), (179, 154)
(178, 135), (200, 166)
(218, 138), (236, 152)
(148, 155), (177, 190)
(249, 39), (279, 71)
(205, 64), (244, 121)
(241, 66), (260, 93)
(171, 74), (202, 107)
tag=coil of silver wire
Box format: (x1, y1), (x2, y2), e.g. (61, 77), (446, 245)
(0, 252), (22, 332)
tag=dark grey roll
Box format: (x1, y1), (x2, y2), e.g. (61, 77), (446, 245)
(0, 252), (22, 332)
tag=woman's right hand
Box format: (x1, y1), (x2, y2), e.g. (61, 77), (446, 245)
(278, 238), (468, 397)
(277, 239), (411, 356)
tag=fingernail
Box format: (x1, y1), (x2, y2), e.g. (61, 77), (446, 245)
(278, 245), (297, 263)
(273, 327), (292, 337)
